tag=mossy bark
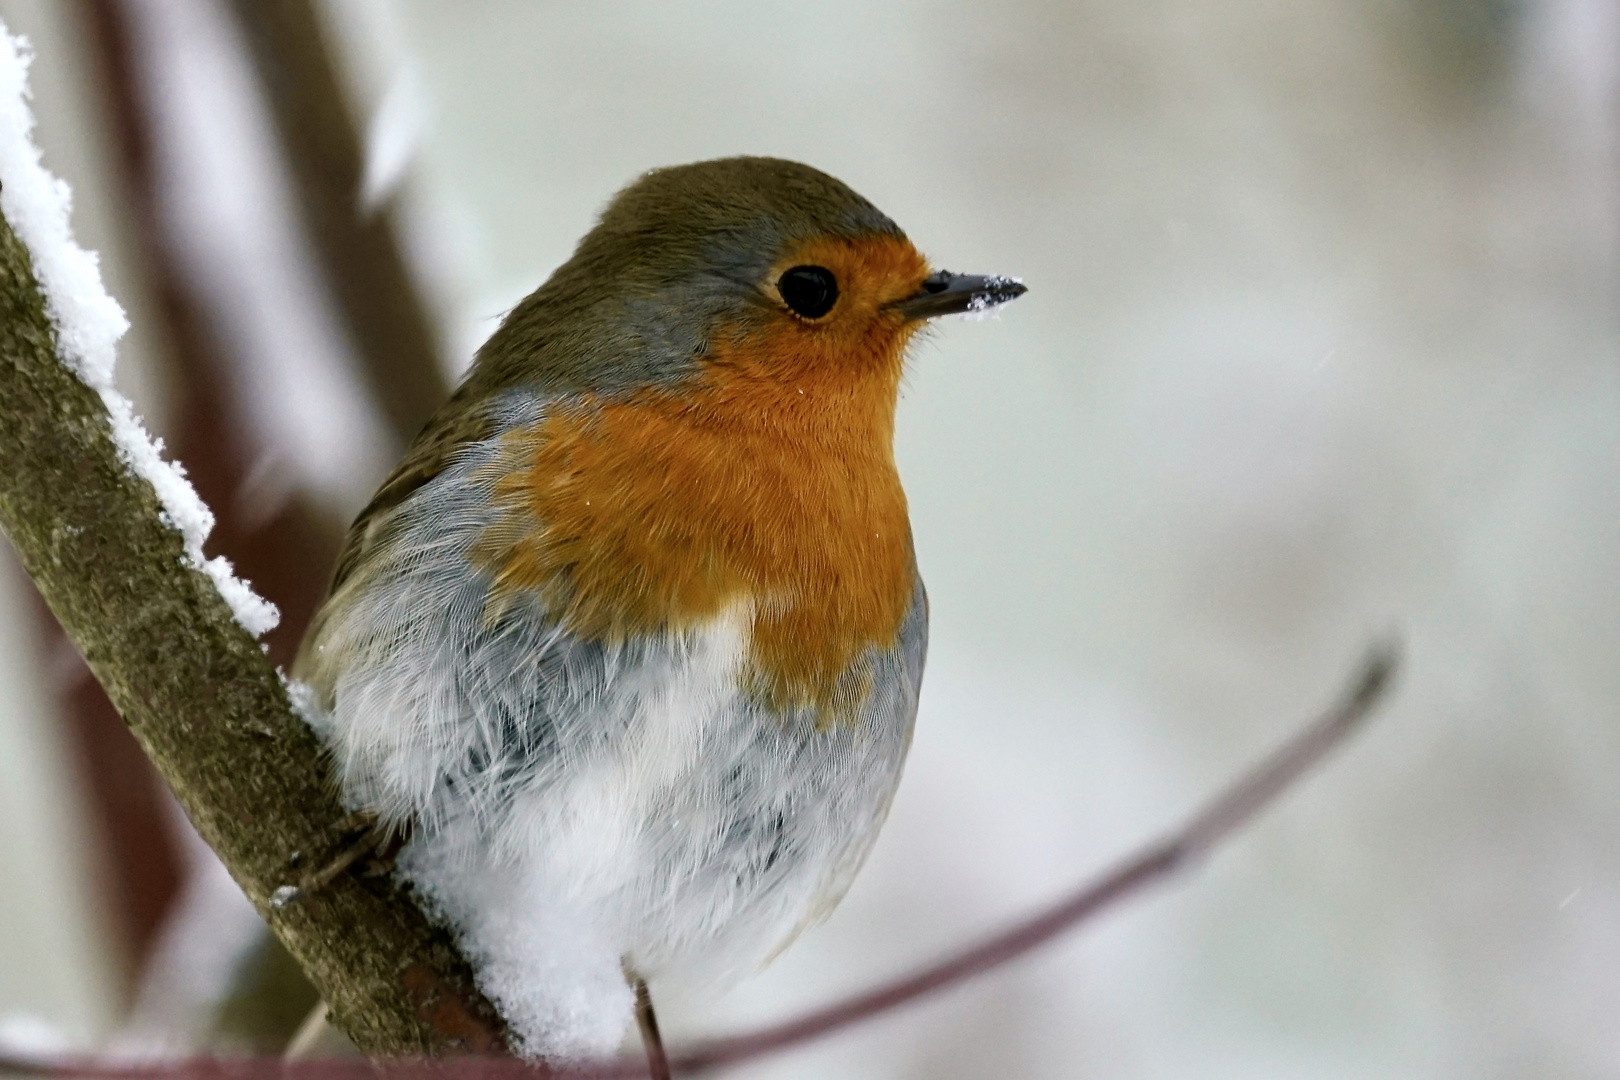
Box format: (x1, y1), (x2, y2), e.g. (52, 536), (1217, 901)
(0, 210), (506, 1055)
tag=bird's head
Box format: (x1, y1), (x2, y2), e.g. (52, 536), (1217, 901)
(467, 156), (1025, 399)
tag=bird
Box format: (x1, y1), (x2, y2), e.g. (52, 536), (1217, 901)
(291, 156), (1025, 1067)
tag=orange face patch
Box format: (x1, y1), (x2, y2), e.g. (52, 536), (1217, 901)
(478, 233), (932, 718)
(755, 233), (932, 377)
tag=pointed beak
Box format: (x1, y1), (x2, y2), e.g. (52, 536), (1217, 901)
(891, 270), (1027, 320)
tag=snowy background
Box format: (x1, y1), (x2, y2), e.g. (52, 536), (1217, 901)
(0, 1), (1617, 1077)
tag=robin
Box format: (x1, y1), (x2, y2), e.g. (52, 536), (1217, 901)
(292, 156), (1025, 1067)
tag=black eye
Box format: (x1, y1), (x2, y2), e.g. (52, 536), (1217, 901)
(777, 265), (839, 319)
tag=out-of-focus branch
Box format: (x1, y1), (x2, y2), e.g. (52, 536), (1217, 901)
(30, 585), (186, 986)
(81, 0), (348, 670)
(670, 641), (1398, 1072)
(225, 0), (449, 444)
(0, 209), (509, 1058)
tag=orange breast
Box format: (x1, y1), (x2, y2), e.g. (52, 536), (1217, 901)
(481, 317), (919, 717)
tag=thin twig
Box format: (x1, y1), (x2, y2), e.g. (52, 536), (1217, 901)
(0, 642), (1396, 1080)
(634, 979), (672, 1080)
(667, 640), (1398, 1073)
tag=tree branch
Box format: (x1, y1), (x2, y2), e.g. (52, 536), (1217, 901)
(0, 204), (506, 1056)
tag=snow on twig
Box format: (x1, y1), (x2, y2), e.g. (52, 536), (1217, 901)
(0, 22), (276, 636)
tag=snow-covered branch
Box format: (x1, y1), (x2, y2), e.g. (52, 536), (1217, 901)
(0, 25), (505, 1058)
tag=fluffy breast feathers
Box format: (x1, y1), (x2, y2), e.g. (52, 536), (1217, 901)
(290, 386), (928, 1050)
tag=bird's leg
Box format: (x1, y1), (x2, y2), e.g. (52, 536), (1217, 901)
(269, 811), (405, 908)
(357, 825), (409, 879)
(632, 976), (671, 1080)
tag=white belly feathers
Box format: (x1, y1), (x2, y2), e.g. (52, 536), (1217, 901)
(295, 434), (922, 1058)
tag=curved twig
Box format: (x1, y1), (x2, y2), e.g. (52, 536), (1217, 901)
(669, 641), (1396, 1072)
(0, 643), (1396, 1078)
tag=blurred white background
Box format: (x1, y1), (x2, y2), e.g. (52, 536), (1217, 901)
(0, 1), (1616, 1077)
